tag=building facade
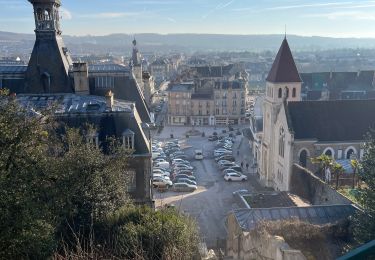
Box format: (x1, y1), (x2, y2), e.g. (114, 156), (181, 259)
(167, 79), (247, 126)
(257, 38), (375, 191)
(0, 0), (153, 206)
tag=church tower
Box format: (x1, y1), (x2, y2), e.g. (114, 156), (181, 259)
(26, 0), (73, 93)
(130, 38), (143, 90)
(261, 38), (302, 186)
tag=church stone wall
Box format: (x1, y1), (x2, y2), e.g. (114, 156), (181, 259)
(290, 164), (352, 205)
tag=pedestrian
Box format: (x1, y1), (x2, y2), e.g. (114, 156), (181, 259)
(246, 163), (249, 172)
(241, 161), (244, 168)
(237, 150), (240, 156)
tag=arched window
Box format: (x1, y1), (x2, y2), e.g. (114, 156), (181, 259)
(292, 88), (296, 98)
(299, 149), (308, 167)
(345, 147), (357, 159)
(278, 88), (282, 98)
(279, 127), (285, 157)
(323, 148), (334, 158)
(285, 87), (289, 98)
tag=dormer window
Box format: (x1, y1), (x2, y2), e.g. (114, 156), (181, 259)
(86, 132), (99, 148)
(122, 129), (135, 150)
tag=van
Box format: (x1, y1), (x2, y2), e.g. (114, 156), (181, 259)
(195, 150), (204, 160)
(155, 161), (170, 169)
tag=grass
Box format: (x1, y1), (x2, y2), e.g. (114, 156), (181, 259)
(337, 187), (362, 206)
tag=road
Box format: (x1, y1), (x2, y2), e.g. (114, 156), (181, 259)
(154, 131), (260, 248)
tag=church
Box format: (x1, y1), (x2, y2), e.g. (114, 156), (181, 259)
(257, 37), (375, 191)
(0, 0), (154, 206)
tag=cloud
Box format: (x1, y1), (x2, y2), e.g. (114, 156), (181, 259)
(202, 0), (236, 19)
(266, 2), (354, 11)
(167, 17), (177, 23)
(304, 10), (375, 20)
(60, 7), (72, 20)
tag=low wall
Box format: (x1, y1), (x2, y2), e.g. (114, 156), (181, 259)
(290, 164), (352, 205)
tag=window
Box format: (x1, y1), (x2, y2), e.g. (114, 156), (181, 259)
(127, 170), (137, 192)
(285, 87), (289, 98)
(216, 108), (220, 115)
(278, 88), (282, 98)
(279, 127), (285, 157)
(122, 129), (135, 150)
(299, 149), (308, 167)
(86, 132), (99, 148)
(323, 148), (334, 158)
(95, 76), (114, 89)
(345, 147), (357, 159)
(223, 92), (227, 99)
(292, 88), (296, 98)
(233, 100), (237, 106)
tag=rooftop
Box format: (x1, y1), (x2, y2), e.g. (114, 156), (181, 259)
(266, 38), (302, 83)
(17, 94), (134, 114)
(167, 82), (194, 92)
(233, 204), (358, 231)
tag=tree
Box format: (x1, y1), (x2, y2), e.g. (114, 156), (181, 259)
(351, 159), (360, 189)
(353, 130), (375, 243)
(311, 154), (334, 183)
(0, 91), (131, 258)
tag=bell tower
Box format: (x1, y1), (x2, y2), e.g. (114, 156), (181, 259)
(26, 0), (73, 93)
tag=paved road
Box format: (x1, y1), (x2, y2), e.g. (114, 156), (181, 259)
(154, 133), (260, 248)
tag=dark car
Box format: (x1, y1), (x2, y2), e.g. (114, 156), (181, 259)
(173, 178), (197, 186)
(215, 155), (235, 162)
(175, 169), (194, 176)
(174, 174), (196, 181)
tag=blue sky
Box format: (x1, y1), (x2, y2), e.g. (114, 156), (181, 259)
(1, 0), (375, 37)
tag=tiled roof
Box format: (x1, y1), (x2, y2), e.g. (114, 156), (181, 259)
(233, 204), (358, 231)
(286, 99), (375, 141)
(266, 38), (302, 83)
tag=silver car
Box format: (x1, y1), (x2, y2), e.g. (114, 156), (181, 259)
(172, 183), (197, 192)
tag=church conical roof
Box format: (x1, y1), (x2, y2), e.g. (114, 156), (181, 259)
(266, 38), (301, 83)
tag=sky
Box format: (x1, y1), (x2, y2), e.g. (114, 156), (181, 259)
(1, 0), (375, 38)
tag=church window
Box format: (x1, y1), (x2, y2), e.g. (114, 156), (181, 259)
(292, 88), (296, 98)
(299, 149), (308, 168)
(323, 148), (334, 158)
(345, 147), (357, 159)
(122, 129), (135, 150)
(279, 127), (285, 158)
(285, 87), (289, 98)
(278, 88), (282, 98)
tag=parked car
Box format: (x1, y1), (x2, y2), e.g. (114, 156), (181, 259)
(174, 174), (196, 181)
(175, 169), (194, 176)
(172, 183), (197, 192)
(224, 172), (248, 182)
(173, 177), (197, 186)
(219, 162), (237, 170)
(154, 158), (168, 163)
(222, 168), (241, 176)
(227, 166), (242, 173)
(152, 173), (171, 181)
(154, 161), (170, 169)
(208, 135), (218, 141)
(170, 154), (188, 160)
(172, 159), (190, 165)
(215, 155), (235, 162)
(218, 160), (233, 166)
(153, 169), (171, 177)
(152, 176), (173, 188)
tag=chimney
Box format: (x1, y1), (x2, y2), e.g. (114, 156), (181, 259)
(73, 62), (89, 95)
(106, 90), (114, 111)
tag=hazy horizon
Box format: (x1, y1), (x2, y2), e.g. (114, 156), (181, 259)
(2, 0), (375, 38)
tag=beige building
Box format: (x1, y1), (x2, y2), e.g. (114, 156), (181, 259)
(167, 80), (247, 126)
(257, 38), (375, 191)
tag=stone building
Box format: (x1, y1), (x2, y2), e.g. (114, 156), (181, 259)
(142, 71), (155, 108)
(150, 58), (170, 83)
(167, 80), (247, 126)
(0, 0), (153, 206)
(257, 37), (375, 191)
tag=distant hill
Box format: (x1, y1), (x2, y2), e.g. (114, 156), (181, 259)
(1, 31), (375, 56)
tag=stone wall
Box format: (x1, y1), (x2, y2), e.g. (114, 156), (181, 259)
(290, 164), (352, 205)
(226, 214), (306, 260)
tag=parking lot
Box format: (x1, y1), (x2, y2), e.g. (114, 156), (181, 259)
(153, 127), (259, 248)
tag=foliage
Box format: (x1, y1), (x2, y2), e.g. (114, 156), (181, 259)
(0, 92), (130, 258)
(54, 207), (201, 260)
(353, 130), (375, 243)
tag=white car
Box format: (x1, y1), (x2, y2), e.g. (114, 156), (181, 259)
(153, 176), (173, 187)
(222, 168), (241, 175)
(224, 172), (248, 182)
(218, 160), (233, 166)
(152, 173), (170, 181)
(153, 170), (170, 177)
(154, 158), (167, 163)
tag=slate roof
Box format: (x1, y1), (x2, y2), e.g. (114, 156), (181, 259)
(233, 204), (357, 231)
(88, 64), (130, 73)
(191, 93), (213, 100)
(214, 80), (243, 89)
(167, 83), (194, 92)
(286, 99), (375, 142)
(0, 65), (27, 74)
(17, 94), (150, 155)
(266, 38), (302, 83)
(194, 64), (234, 78)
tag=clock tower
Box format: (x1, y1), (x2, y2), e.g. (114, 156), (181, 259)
(26, 0), (73, 93)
